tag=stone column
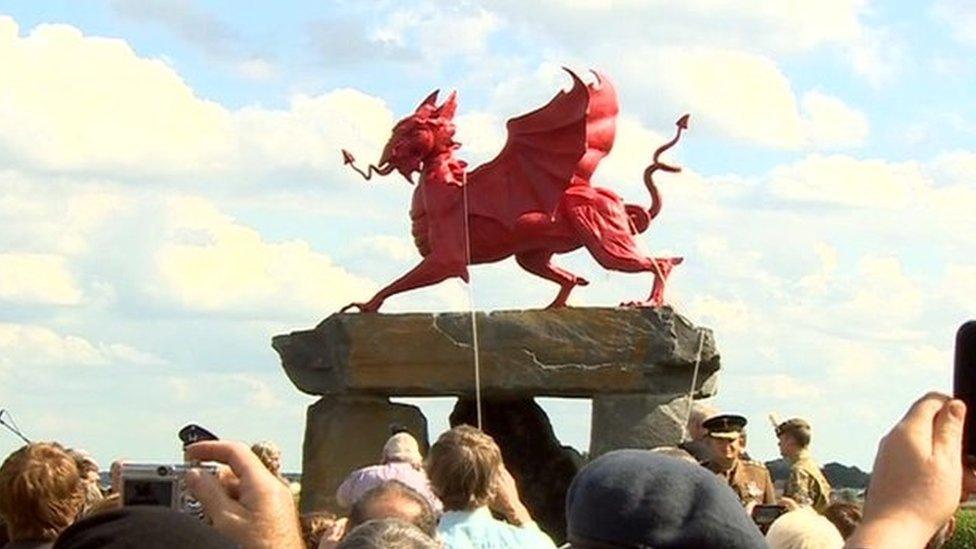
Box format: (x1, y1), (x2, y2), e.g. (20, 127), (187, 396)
(589, 393), (694, 457)
(300, 395), (428, 513)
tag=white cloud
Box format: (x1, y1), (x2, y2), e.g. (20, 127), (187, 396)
(617, 48), (868, 149)
(376, 5), (499, 61)
(0, 171), (127, 255)
(0, 17), (233, 175)
(844, 255), (924, 322)
(0, 253), (83, 305)
(932, 150), (976, 184)
(933, 0), (976, 46)
(236, 58), (276, 80)
(230, 374), (282, 410)
(492, 0), (868, 54)
(944, 264), (976, 312)
(796, 242), (839, 295)
(232, 89), (394, 181)
(688, 295), (753, 334)
(151, 196), (377, 315)
(751, 373), (823, 400)
(0, 323), (106, 366)
(800, 91), (869, 149)
(767, 155), (928, 208)
(351, 236), (418, 262)
(828, 340), (885, 379)
(0, 18), (393, 183)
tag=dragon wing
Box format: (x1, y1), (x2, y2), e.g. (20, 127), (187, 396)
(465, 69), (619, 228)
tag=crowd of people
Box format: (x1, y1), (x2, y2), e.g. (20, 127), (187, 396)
(0, 391), (973, 548)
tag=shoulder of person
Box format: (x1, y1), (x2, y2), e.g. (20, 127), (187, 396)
(741, 459), (768, 471)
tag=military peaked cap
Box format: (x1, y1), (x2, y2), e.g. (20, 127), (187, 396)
(703, 414), (747, 439)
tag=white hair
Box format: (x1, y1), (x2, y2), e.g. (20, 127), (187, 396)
(766, 507), (844, 549)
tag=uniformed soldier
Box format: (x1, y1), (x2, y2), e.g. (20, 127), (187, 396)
(702, 414), (776, 509)
(775, 417), (832, 513)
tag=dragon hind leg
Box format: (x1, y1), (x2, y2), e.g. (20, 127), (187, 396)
(620, 256), (684, 307)
(515, 250), (589, 309)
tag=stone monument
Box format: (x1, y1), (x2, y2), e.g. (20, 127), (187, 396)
(273, 306), (719, 541)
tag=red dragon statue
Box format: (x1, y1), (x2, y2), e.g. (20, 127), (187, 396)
(341, 69), (689, 312)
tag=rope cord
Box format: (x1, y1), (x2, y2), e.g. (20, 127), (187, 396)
(460, 171), (483, 430)
(682, 328), (707, 441)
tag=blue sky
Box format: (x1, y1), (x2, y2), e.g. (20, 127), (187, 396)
(0, 1), (974, 472)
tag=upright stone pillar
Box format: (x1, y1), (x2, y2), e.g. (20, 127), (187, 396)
(300, 395), (428, 513)
(590, 393), (695, 457)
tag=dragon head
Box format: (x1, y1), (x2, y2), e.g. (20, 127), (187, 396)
(378, 90), (458, 183)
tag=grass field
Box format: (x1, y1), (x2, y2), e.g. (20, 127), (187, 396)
(944, 508), (976, 548)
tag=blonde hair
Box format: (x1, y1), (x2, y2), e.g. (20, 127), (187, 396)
(425, 425), (501, 511)
(0, 442), (86, 541)
(766, 507), (844, 549)
(251, 441), (282, 476)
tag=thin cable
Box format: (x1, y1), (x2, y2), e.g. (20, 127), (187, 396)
(0, 409), (31, 444)
(460, 171), (483, 430)
(681, 328), (707, 441)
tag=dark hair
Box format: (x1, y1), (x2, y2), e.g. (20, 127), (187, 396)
(823, 502), (862, 539)
(348, 481), (437, 538)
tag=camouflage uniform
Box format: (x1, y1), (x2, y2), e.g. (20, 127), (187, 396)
(783, 449), (831, 513)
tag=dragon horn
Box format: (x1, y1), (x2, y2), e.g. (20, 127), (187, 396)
(416, 89), (439, 112)
(437, 91), (458, 120)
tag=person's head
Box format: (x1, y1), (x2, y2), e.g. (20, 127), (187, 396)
(776, 418), (812, 460)
(766, 507), (844, 549)
(702, 414), (747, 470)
(822, 502), (861, 540)
(765, 507), (844, 549)
(299, 511), (336, 549)
(109, 460), (126, 494)
(687, 402), (719, 441)
(0, 442), (86, 541)
(250, 441), (282, 476)
(566, 450), (766, 548)
(425, 425), (501, 512)
(649, 446), (698, 464)
(382, 432), (423, 467)
(348, 481), (437, 538)
(337, 518), (439, 549)
(53, 506), (236, 548)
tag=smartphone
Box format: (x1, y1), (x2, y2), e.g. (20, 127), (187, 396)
(954, 321), (976, 457)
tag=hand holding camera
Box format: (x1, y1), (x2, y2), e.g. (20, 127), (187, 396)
(184, 440), (304, 549)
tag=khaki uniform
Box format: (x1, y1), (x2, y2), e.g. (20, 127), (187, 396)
(783, 450), (831, 512)
(707, 458), (776, 507)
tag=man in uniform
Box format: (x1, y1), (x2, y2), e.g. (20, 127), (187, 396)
(775, 417), (831, 513)
(702, 414), (776, 510)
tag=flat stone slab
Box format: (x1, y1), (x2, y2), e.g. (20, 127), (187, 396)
(272, 306), (719, 398)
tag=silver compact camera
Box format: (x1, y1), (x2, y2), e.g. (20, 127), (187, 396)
(120, 463), (217, 513)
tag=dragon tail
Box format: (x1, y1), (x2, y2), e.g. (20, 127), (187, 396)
(641, 114), (690, 225)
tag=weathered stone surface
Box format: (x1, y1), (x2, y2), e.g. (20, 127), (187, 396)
(300, 395), (428, 513)
(450, 398), (582, 544)
(590, 393), (694, 457)
(273, 306), (719, 398)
